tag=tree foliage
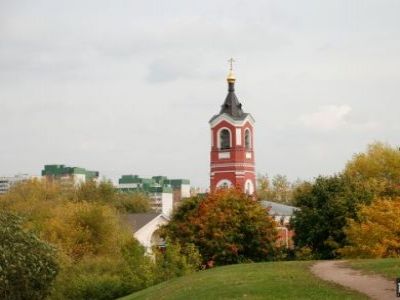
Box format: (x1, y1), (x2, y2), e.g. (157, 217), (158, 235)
(41, 201), (124, 261)
(291, 175), (373, 259)
(291, 142), (400, 259)
(73, 180), (117, 203)
(257, 173), (298, 205)
(153, 239), (202, 282)
(164, 188), (277, 265)
(344, 142), (400, 197)
(114, 192), (151, 213)
(339, 197), (400, 258)
(0, 179), (195, 299)
(0, 212), (59, 300)
(73, 181), (152, 213)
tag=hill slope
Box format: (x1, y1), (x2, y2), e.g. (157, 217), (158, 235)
(120, 261), (366, 300)
(348, 258), (400, 279)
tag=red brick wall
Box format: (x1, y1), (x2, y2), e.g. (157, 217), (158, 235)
(210, 119), (256, 194)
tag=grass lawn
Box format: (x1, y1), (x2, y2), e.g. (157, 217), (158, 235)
(347, 258), (400, 279)
(120, 261), (367, 300)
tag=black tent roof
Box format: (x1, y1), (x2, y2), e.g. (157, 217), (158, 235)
(209, 79), (250, 123)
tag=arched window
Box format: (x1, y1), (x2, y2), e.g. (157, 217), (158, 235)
(246, 182), (251, 194)
(245, 129), (251, 150)
(245, 179), (254, 195)
(219, 129), (231, 150)
(217, 179), (233, 189)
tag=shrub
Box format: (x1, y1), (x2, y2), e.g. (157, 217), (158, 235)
(0, 211), (59, 300)
(294, 247), (314, 261)
(53, 257), (134, 300)
(154, 239), (202, 282)
(122, 238), (156, 291)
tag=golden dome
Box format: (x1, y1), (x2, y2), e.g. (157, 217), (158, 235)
(227, 70), (236, 83)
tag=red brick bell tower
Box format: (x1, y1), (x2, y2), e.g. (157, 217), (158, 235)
(209, 61), (256, 195)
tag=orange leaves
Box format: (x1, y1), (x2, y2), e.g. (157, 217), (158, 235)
(165, 188), (278, 265)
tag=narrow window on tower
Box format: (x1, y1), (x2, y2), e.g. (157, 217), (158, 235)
(220, 129), (231, 150)
(246, 182), (251, 194)
(245, 129), (251, 150)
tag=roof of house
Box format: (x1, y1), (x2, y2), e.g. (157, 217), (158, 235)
(260, 200), (299, 217)
(124, 213), (168, 232)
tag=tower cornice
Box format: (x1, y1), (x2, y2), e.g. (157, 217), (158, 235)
(209, 113), (255, 128)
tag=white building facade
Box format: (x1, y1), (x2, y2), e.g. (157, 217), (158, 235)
(0, 174), (31, 194)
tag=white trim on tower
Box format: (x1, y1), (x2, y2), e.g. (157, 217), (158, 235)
(236, 128), (242, 145)
(210, 113), (255, 128)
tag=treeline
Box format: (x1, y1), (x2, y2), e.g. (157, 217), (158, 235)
(0, 181), (200, 300)
(162, 140), (400, 266)
(255, 142), (400, 259)
(257, 174), (300, 205)
(291, 142), (400, 259)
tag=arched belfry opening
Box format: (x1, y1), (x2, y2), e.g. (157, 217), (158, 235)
(219, 129), (231, 150)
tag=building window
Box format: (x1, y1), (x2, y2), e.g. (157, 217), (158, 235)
(216, 179), (233, 188)
(245, 129), (251, 150)
(246, 182), (251, 194)
(245, 179), (254, 195)
(219, 129), (231, 150)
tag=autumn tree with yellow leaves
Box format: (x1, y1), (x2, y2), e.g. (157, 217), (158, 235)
(340, 197), (400, 258)
(0, 179), (197, 299)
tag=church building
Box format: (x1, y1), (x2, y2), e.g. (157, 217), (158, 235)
(209, 64), (256, 195)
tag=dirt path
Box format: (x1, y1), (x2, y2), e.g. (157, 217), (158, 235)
(311, 260), (397, 300)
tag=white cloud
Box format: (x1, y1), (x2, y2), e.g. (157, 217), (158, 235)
(299, 105), (381, 132)
(299, 105), (351, 130)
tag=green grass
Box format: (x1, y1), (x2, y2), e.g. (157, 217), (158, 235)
(120, 261), (367, 300)
(348, 258), (400, 279)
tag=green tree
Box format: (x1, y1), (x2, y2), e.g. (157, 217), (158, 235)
(164, 189), (277, 265)
(0, 211), (59, 300)
(291, 175), (372, 259)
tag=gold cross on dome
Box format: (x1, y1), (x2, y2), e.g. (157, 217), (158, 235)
(228, 57), (235, 71)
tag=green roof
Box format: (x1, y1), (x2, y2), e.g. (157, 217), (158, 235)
(41, 164), (99, 179)
(169, 179), (190, 188)
(118, 174), (189, 194)
(119, 175), (143, 184)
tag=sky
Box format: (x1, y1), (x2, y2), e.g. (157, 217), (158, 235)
(1, 0), (399, 188)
